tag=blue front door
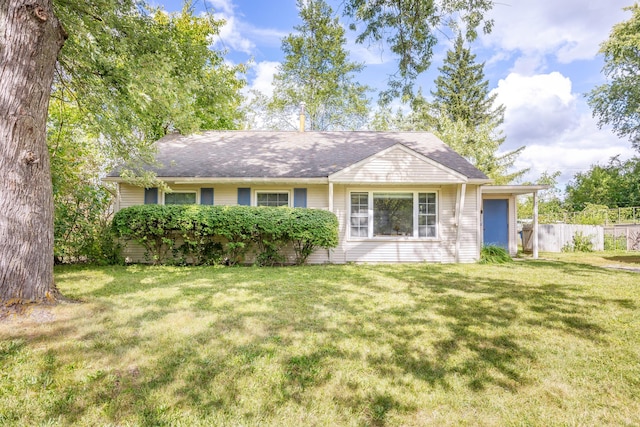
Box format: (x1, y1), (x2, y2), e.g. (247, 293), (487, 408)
(483, 199), (509, 249)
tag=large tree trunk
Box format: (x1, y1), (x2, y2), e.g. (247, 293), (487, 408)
(0, 0), (66, 304)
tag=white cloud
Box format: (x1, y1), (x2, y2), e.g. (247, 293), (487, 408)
(207, 0), (234, 16)
(482, 1), (631, 72)
(494, 72), (578, 144)
(493, 72), (634, 187)
(216, 15), (255, 54)
(248, 61), (280, 97)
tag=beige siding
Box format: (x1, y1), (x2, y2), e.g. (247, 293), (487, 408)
(332, 185), (480, 263)
(119, 183), (145, 209)
(116, 181), (481, 264)
(333, 146), (464, 184)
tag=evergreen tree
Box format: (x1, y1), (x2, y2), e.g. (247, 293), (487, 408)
(406, 34), (525, 184)
(266, 0), (370, 131)
(431, 33), (505, 128)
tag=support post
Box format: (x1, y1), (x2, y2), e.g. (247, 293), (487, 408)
(533, 190), (539, 259)
(328, 182), (334, 212)
(455, 183), (466, 263)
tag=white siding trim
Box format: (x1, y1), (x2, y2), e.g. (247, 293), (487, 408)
(455, 183), (467, 262)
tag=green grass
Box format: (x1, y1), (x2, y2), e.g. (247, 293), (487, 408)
(1, 253), (639, 426)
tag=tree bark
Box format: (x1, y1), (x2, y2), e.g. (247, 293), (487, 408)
(0, 0), (66, 304)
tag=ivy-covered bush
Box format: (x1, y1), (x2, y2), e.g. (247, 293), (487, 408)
(111, 205), (339, 265)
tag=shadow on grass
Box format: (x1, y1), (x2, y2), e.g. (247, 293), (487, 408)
(3, 261), (634, 425)
(604, 255), (640, 264)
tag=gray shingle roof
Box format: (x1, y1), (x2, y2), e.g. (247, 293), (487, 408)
(108, 131), (489, 180)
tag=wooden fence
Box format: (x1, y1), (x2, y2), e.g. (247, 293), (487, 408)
(522, 224), (604, 253)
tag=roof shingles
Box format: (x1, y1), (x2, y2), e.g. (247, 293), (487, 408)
(109, 131), (489, 180)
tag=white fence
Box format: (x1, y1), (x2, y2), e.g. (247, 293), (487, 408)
(522, 224), (604, 253)
(604, 225), (640, 251)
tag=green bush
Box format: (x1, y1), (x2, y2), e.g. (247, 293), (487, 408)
(111, 205), (339, 265)
(480, 245), (512, 264)
(562, 231), (594, 253)
(604, 234), (627, 251)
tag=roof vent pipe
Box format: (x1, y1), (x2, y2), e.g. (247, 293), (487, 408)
(299, 102), (305, 132)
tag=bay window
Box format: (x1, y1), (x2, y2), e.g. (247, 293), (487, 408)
(349, 191), (438, 239)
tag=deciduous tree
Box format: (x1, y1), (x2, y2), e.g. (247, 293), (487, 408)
(343, 0), (494, 101)
(565, 157), (640, 211)
(0, 0), (244, 304)
(588, 4), (640, 151)
(266, 0), (370, 131)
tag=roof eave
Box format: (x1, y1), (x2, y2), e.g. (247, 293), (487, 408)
(103, 176), (330, 185)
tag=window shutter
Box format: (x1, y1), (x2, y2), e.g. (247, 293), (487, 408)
(200, 188), (214, 205)
(293, 188), (307, 208)
(144, 188), (158, 204)
(237, 188), (251, 206)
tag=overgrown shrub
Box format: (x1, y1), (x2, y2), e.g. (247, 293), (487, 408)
(53, 186), (120, 264)
(604, 234), (627, 251)
(111, 205), (339, 265)
(480, 245), (512, 264)
(562, 231), (594, 253)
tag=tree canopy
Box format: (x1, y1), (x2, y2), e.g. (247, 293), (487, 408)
(431, 34), (505, 128)
(53, 1), (245, 167)
(254, 0), (370, 131)
(402, 35), (525, 184)
(564, 157), (640, 211)
(49, 1), (246, 261)
(587, 4), (640, 151)
(343, 0), (495, 101)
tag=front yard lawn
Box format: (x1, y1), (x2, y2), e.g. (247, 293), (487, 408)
(1, 253), (639, 426)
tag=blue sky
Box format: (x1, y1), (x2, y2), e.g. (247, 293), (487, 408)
(153, 0), (636, 188)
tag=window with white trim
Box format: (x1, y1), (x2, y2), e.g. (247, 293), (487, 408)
(350, 192), (369, 237)
(256, 191), (290, 207)
(418, 192), (437, 237)
(349, 191), (438, 238)
(164, 191), (196, 205)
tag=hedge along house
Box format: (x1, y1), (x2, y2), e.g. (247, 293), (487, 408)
(105, 131), (544, 263)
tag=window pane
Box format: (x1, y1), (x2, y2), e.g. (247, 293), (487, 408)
(165, 192), (196, 205)
(350, 192), (368, 238)
(418, 192), (437, 238)
(257, 192), (288, 207)
(373, 193), (413, 236)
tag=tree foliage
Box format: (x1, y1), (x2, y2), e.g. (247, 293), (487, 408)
(53, 1), (245, 165)
(517, 171), (565, 221)
(261, 0), (370, 131)
(587, 4), (640, 151)
(405, 35), (525, 184)
(564, 157), (640, 211)
(343, 0), (494, 102)
(430, 114), (526, 184)
(48, 1), (245, 262)
(431, 34), (505, 128)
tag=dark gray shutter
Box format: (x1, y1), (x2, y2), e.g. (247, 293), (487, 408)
(237, 188), (251, 206)
(144, 188), (158, 204)
(200, 188), (214, 205)
(293, 188), (307, 208)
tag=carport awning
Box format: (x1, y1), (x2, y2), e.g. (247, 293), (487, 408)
(482, 185), (549, 195)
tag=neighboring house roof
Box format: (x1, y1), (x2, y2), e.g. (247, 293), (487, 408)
(107, 131), (489, 181)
